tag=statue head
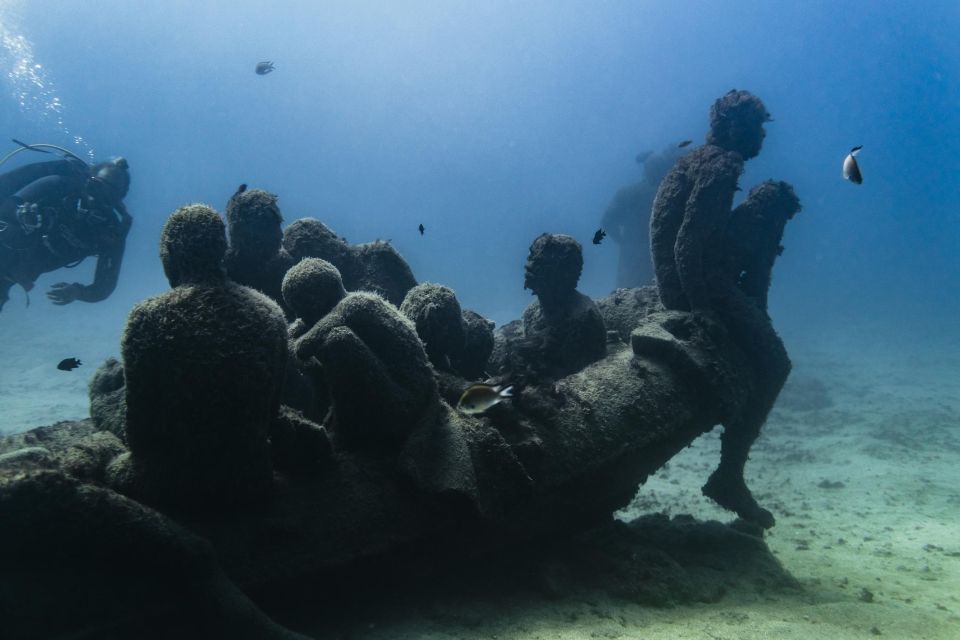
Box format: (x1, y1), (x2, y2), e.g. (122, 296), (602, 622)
(706, 90), (771, 160)
(225, 188), (283, 259)
(282, 257), (347, 325)
(160, 204), (227, 287)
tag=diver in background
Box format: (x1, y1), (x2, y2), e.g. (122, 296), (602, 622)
(601, 144), (683, 288)
(0, 151), (131, 313)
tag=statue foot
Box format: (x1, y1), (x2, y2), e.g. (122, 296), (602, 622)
(702, 469), (775, 529)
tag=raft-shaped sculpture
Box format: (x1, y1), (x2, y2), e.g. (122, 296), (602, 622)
(0, 90), (800, 639)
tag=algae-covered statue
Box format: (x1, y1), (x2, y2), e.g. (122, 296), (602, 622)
(109, 204), (290, 510)
(0, 90), (800, 638)
(399, 282), (467, 372)
(223, 186), (297, 316)
(490, 232), (607, 381)
(283, 217), (417, 307)
(648, 89), (800, 527)
(288, 258), (438, 451)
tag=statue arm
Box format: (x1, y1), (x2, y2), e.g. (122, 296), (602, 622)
(292, 315), (336, 363)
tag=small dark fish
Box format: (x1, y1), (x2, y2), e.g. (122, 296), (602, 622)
(592, 228), (606, 245)
(236, 183), (247, 195)
(457, 383), (513, 415)
(255, 61), (275, 75)
(678, 140), (693, 148)
(57, 358), (81, 371)
(12, 138), (51, 153)
(418, 223), (425, 235)
(843, 145), (863, 184)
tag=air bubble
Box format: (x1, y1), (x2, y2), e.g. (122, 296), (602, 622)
(1, 13), (94, 158)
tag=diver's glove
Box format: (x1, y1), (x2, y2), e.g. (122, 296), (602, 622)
(47, 282), (83, 305)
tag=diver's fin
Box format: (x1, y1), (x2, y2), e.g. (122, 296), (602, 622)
(12, 139), (51, 154)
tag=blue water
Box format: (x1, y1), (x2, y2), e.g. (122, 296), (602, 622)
(1, 0), (958, 430)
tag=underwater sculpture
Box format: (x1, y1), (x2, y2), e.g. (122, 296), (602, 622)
(399, 282), (496, 406)
(224, 187), (297, 315)
(490, 233), (607, 380)
(282, 217), (417, 307)
(396, 283), (496, 382)
(648, 89), (799, 527)
(283, 256), (349, 336)
(108, 204), (290, 510)
(399, 282), (467, 371)
(450, 308), (496, 380)
(88, 356), (126, 439)
(287, 258), (438, 451)
(0, 89), (799, 638)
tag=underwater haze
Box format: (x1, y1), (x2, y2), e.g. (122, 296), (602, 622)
(2, 0), (959, 353)
(2, 2), (960, 639)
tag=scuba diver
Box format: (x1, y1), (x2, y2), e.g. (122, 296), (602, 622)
(0, 141), (131, 313)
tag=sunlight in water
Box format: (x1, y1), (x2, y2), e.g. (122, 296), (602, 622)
(0, 0), (94, 160)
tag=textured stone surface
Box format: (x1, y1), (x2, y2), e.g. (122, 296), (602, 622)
(283, 219), (417, 307)
(400, 282), (466, 370)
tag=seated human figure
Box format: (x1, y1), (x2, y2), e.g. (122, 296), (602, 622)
(283, 217), (416, 307)
(647, 90), (796, 528)
(519, 233), (607, 379)
(285, 258), (436, 451)
(223, 187), (296, 316)
(399, 282), (466, 372)
(110, 204), (288, 510)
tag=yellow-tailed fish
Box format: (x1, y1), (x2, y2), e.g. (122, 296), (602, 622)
(457, 383), (513, 415)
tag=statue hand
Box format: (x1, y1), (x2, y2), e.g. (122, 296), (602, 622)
(47, 282), (82, 305)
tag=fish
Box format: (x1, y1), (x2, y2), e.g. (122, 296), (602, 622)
(255, 61), (275, 75)
(236, 183), (247, 195)
(678, 140), (693, 148)
(418, 223), (425, 235)
(843, 145), (863, 184)
(57, 358), (81, 371)
(457, 383), (513, 415)
(592, 228), (606, 245)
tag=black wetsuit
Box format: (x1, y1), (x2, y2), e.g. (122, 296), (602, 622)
(0, 159), (131, 311)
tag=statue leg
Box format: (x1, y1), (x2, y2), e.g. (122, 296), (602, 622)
(704, 394), (778, 529)
(320, 325), (410, 449)
(702, 293), (790, 529)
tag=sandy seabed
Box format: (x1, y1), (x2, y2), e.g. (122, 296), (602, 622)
(1, 302), (958, 640)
